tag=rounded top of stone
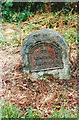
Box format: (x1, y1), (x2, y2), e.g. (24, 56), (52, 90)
(25, 29), (68, 49)
(28, 29), (63, 37)
(21, 29), (68, 57)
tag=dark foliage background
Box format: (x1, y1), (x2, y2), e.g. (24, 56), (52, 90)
(1, 2), (78, 22)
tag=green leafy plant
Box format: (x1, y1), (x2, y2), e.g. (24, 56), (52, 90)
(1, 2), (45, 22)
(1, 1), (13, 22)
(2, 2), (77, 23)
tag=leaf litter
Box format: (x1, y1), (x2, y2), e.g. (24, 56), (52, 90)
(0, 44), (78, 117)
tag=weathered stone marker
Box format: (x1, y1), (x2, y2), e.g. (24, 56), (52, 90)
(21, 29), (70, 79)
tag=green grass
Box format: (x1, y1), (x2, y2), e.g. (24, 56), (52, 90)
(1, 99), (24, 119)
(1, 99), (78, 119)
(62, 27), (77, 44)
(52, 105), (78, 118)
(0, 30), (6, 46)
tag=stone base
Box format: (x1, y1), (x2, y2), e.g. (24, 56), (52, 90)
(27, 67), (71, 80)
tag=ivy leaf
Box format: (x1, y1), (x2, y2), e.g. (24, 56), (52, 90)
(65, 3), (68, 5)
(26, 11), (30, 17)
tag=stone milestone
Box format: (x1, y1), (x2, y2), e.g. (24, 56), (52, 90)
(21, 29), (70, 79)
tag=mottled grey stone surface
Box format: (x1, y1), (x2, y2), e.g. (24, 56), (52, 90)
(21, 29), (70, 79)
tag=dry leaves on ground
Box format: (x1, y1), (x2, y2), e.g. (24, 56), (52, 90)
(0, 44), (78, 117)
